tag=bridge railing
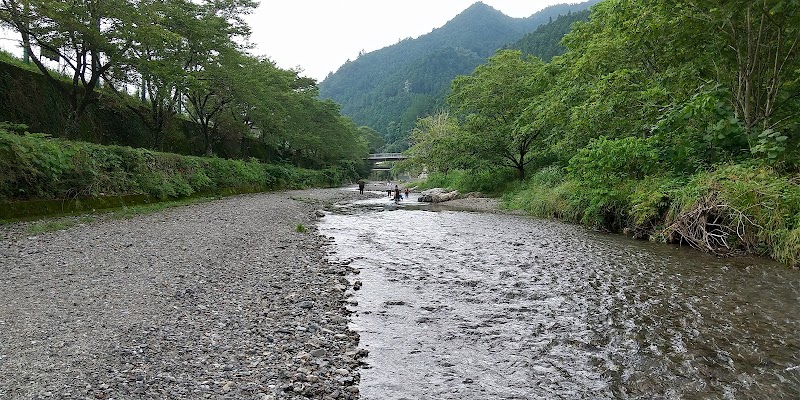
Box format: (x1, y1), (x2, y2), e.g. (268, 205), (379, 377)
(367, 152), (407, 160)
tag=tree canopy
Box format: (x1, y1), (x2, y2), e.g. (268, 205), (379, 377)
(318, 0), (600, 153)
(407, 0), (800, 179)
(0, 0), (372, 173)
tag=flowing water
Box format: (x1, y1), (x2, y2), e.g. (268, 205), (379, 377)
(318, 191), (800, 399)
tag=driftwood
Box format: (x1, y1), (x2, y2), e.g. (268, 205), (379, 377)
(663, 191), (760, 256)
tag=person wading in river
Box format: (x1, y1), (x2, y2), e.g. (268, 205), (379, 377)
(394, 185), (401, 202)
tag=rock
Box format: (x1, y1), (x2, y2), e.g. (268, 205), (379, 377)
(297, 300), (314, 309)
(310, 349), (325, 358)
(418, 188), (459, 203)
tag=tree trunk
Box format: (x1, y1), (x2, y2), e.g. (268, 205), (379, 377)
(65, 110), (80, 139)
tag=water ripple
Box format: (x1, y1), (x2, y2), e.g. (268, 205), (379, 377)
(320, 205), (800, 399)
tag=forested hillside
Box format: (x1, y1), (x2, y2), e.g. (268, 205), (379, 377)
(406, 0), (800, 266)
(318, 0), (601, 151)
(506, 9), (591, 62)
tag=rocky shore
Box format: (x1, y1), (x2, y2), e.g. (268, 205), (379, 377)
(0, 188), (379, 400)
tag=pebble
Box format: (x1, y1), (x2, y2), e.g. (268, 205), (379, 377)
(0, 189), (375, 400)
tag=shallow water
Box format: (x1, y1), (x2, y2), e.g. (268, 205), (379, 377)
(318, 192), (800, 399)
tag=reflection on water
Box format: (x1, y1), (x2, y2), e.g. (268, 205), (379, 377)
(319, 197), (800, 399)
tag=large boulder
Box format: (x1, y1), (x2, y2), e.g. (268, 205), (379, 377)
(418, 188), (459, 203)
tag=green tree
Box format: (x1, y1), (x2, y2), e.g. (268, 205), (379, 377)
(686, 0), (800, 132)
(0, 0), (139, 137)
(103, 0), (194, 149)
(282, 93), (368, 168)
(357, 126), (385, 153)
(448, 50), (551, 180)
(554, 0), (800, 168)
(178, 0), (255, 156)
(405, 109), (465, 174)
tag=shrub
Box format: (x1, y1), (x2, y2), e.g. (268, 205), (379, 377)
(568, 136), (660, 186)
(417, 169), (517, 195)
(503, 167), (584, 222)
(0, 131), (356, 203)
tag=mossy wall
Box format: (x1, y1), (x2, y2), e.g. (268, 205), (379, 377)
(0, 61), (200, 154)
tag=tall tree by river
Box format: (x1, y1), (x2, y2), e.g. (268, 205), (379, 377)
(448, 50), (551, 180)
(405, 0), (800, 265)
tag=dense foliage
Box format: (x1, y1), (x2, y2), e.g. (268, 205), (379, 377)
(318, 1), (601, 152)
(406, 0), (800, 265)
(0, 0), (371, 174)
(0, 130), (356, 203)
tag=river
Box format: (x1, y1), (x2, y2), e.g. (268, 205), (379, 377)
(318, 191), (800, 399)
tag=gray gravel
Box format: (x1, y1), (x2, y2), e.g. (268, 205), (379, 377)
(0, 188), (377, 400)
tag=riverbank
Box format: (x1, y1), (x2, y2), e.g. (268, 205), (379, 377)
(0, 188), (380, 399)
(413, 166), (800, 268)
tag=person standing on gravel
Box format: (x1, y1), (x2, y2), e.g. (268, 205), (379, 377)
(387, 181), (393, 198)
(358, 180), (365, 194)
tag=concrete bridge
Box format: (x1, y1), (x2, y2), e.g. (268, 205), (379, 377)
(367, 153), (407, 171)
(367, 153), (408, 162)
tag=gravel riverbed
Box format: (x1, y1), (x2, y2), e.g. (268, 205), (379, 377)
(0, 188), (379, 400)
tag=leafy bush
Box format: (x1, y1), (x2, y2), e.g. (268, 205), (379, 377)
(503, 168), (583, 221)
(0, 131), (357, 202)
(0, 121), (29, 134)
(651, 88), (750, 173)
(568, 136), (660, 186)
(417, 169), (517, 195)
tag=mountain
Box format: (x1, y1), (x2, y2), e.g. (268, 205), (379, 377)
(318, 1), (603, 151)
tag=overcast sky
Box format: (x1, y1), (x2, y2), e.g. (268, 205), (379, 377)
(0, 1), (570, 82)
(247, 0), (570, 81)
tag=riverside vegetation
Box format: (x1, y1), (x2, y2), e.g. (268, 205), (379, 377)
(0, 0), (375, 218)
(0, 128), (358, 218)
(402, 0), (800, 267)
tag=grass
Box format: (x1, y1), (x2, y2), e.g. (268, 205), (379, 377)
(14, 197), (214, 235)
(27, 220), (77, 235)
(109, 196), (215, 219)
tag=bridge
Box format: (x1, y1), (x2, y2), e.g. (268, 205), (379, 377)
(367, 152), (408, 162)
